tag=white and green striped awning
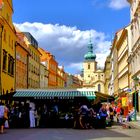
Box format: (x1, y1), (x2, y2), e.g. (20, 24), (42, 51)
(13, 88), (96, 99)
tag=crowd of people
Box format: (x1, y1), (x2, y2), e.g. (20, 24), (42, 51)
(0, 100), (135, 134)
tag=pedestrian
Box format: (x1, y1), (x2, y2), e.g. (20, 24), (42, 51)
(115, 106), (121, 123)
(119, 107), (124, 123)
(29, 108), (35, 128)
(109, 106), (114, 122)
(0, 102), (6, 134)
(99, 105), (108, 128)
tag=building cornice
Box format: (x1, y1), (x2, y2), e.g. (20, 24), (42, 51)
(116, 29), (127, 50)
(127, 0), (132, 4)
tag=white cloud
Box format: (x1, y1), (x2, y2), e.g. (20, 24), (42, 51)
(14, 22), (111, 74)
(109, 0), (129, 10)
(92, 0), (129, 10)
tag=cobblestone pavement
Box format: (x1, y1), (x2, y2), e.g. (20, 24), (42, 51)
(0, 125), (140, 140)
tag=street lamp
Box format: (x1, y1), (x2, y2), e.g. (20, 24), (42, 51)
(133, 76), (139, 121)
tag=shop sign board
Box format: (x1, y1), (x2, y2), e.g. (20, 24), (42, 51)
(122, 97), (128, 107)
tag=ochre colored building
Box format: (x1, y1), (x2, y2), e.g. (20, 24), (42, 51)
(15, 30), (30, 89)
(38, 47), (58, 88)
(0, 0), (16, 96)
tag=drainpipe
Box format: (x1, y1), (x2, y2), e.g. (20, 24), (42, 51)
(0, 23), (3, 96)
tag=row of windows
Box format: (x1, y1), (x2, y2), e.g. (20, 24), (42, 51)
(40, 74), (48, 79)
(88, 74), (104, 79)
(49, 74), (57, 82)
(29, 49), (40, 63)
(28, 78), (40, 88)
(50, 64), (57, 71)
(29, 63), (40, 75)
(3, 49), (14, 76)
(16, 53), (27, 64)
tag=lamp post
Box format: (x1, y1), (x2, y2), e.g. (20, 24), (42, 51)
(133, 76), (139, 121)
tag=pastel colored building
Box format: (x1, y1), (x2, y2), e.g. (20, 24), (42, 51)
(23, 32), (41, 89)
(127, 0), (140, 113)
(104, 55), (111, 95)
(57, 66), (66, 88)
(40, 62), (49, 89)
(66, 73), (83, 88)
(15, 30), (30, 89)
(117, 27), (130, 116)
(0, 0), (16, 96)
(38, 47), (58, 88)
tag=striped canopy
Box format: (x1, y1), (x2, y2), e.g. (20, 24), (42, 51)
(13, 88), (96, 99)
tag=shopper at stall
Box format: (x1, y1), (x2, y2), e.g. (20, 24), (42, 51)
(99, 105), (108, 128)
(29, 108), (35, 128)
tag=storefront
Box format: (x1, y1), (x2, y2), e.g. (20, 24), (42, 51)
(12, 88), (96, 128)
(114, 92), (129, 117)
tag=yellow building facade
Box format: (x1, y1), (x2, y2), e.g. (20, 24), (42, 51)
(116, 28), (130, 116)
(0, 0), (16, 96)
(24, 32), (40, 89)
(104, 55), (111, 95)
(57, 66), (66, 88)
(109, 26), (132, 116)
(127, 0), (140, 113)
(117, 29), (129, 94)
(110, 30), (122, 97)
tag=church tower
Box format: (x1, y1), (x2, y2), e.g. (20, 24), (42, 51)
(83, 37), (97, 85)
(82, 36), (105, 93)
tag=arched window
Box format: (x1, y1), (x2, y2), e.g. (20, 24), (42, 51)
(98, 84), (101, 92)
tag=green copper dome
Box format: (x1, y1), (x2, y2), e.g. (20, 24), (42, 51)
(84, 52), (96, 60)
(84, 38), (96, 61)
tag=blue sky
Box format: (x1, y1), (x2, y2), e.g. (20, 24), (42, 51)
(13, 0), (130, 74)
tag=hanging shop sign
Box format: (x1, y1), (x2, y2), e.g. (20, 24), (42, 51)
(121, 97), (128, 107)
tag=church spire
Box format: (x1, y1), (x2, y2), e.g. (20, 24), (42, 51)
(84, 34), (96, 61)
